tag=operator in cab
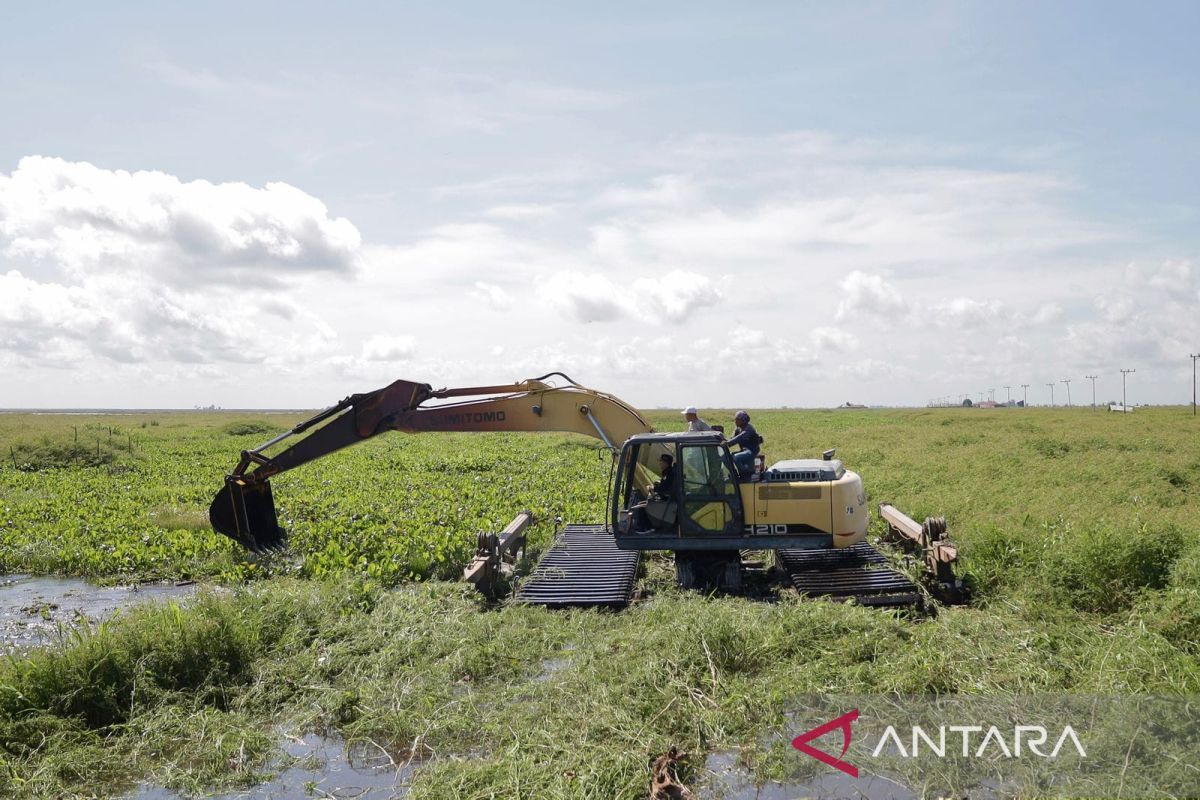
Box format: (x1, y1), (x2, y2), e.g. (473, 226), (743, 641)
(651, 453), (676, 496)
(726, 410), (760, 477)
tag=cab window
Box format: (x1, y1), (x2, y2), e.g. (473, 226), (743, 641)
(681, 445), (736, 498)
(621, 442), (676, 506)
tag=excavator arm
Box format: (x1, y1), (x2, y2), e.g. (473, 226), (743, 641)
(209, 372), (654, 551)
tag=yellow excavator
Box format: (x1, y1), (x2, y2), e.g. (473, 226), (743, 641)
(210, 372), (871, 593)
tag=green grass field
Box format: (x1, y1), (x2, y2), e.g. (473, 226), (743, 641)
(1, 408), (1198, 797)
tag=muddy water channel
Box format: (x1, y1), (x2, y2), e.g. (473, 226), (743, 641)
(131, 732), (414, 800)
(0, 574), (415, 797)
(0, 573), (197, 650)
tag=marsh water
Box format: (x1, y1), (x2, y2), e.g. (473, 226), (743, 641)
(0, 573), (197, 650)
(130, 732), (415, 800)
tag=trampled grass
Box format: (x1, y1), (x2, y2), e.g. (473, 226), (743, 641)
(0, 406), (1198, 797)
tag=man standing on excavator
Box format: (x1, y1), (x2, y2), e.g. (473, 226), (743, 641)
(682, 406), (712, 431)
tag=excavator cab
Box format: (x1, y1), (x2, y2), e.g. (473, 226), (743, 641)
(610, 432), (746, 547)
(610, 432), (748, 589)
(609, 431), (871, 590)
(610, 431), (863, 551)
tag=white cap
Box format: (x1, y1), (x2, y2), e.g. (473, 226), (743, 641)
(682, 406), (698, 415)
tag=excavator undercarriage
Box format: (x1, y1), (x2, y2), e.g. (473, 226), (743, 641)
(503, 510), (963, 610)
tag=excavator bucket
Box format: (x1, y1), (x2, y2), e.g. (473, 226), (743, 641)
(208, 478), (287, 553)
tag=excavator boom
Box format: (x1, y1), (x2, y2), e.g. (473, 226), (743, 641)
(209, 373), (654, 551)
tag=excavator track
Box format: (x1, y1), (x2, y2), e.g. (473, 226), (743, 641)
(777, 542), (923, 609)
(516, 524), (641, 608)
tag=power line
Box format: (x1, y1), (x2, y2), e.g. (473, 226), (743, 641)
(1004, 385), (1012, 404)
(1061, 379), (1072, 407)
(1120, 368), (1136, 410)
(1190, 355), (1199, 417)
(1085, 375), (1098, 408)
(1020, 384), (1029, 407)
(1046, 382), (1055, 407)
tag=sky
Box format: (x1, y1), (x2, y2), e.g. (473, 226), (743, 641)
(1, 1), (1198, 410)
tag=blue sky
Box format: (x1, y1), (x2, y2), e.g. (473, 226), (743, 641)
(1, 2), (1197, 408)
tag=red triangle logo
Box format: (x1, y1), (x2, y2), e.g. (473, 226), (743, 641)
(791, 708), (859, 778)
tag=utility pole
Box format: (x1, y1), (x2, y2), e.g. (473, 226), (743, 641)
(1046, 382), (1055, 407)
(1190, 355), (1199, 416)
(1061, 379), (1072, 407)
(1021, 384), (1030, 407)
(1121, 368), (1136, 410)
(1085, 375), (1098, 408)
(1004, 385), (1012, 405)
(989, 388), (995, 403)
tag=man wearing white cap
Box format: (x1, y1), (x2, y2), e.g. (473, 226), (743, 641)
(682, 406), (713, 432)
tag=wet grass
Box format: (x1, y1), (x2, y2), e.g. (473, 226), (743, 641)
(1, 578), (1197, 797)
(0, 406), (1198, 796)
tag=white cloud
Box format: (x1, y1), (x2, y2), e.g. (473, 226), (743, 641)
(596, 175), (699, 208)
(1066, 260), (1200, 371)
(835, 270), (906, 320)
(833, 357), (909, 383)
(728, 325), (768, 348)
(537, 271), (627, 323)
(0, 270), (135, 363)
(1029, 302), (1063, 325)
(572, 163), (1109, 275)
(393, 69), (627, 135)
(1146, 260), (1192, 291)
(930, 297), (1007, 328)
(361, 335), (416, 362)
(811, 326), (859, 352)
(0, 156), (361, 285)
(630, 270), (722, 322)
(1095, 295), (1134, 324)
(367, 222), (566, 283)
(833, 271), (1039, 332)
(472, 281), (514, 310)
(142, 60), (300, 100)
(717, 325), (817, 371)
(0, 269), (278, 367)
(537, 269), (722, 324)
(481, 203), (562, 220)
(0, 158), (358, 371)
(431, 162), (604, 201)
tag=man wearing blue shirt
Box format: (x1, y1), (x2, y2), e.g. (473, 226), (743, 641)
(726, 410), (760, 477)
